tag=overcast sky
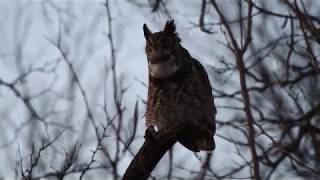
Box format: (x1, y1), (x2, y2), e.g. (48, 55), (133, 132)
(1, 0), (319, 179)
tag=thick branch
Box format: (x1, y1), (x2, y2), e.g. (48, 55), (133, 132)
(210, 0), (261, 179)
(235, 55), (261, 180)
(123, 126), (180, 180)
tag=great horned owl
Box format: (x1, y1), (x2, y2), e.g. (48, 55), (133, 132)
(143, 20), (216, 152)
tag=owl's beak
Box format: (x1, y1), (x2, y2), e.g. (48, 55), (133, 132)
(148, 55), (178, 79)
(148, 51), (171, 64)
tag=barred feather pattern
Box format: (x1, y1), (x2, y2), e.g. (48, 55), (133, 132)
(145, 50), (216, 151)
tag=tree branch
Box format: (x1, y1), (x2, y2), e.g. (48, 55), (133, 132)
(123, 126), (180, 180)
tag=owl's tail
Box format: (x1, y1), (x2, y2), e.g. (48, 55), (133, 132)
(178, 121), (215, 152)
(197, 133), (215, 151)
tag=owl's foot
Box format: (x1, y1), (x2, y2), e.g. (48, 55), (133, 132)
(145, 126), (158, 142)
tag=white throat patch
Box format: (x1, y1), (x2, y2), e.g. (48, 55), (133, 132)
(148, 56), (179, 79)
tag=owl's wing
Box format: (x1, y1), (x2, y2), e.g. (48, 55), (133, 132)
(176, 58), (217, 152)
(191, 58), (217, 115)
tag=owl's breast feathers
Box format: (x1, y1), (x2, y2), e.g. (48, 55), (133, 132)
(145, 49), (216, 131)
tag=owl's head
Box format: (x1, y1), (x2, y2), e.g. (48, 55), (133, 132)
(143, 20), (182, 79)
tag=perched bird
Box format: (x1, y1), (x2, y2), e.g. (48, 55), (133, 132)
(143, 20), (216, 152)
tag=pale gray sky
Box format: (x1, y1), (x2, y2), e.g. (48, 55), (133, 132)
(0, 0), (319, 179)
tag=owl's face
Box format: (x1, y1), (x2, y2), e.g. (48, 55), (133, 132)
(143, 20), (181, 79)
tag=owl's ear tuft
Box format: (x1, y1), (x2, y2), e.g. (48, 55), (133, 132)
(163, 20), (176, 35)
(143, 24), (152, 40)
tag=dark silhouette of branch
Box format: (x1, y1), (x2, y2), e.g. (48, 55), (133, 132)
(123, 126), (180, 180)
(199, 0), (214, 34)
(210, 0), (261, 179)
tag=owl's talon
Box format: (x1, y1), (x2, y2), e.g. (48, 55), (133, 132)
(145, 126), (158, 142)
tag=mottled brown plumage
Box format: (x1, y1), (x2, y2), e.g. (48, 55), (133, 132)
(143, 20), (216, 152)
